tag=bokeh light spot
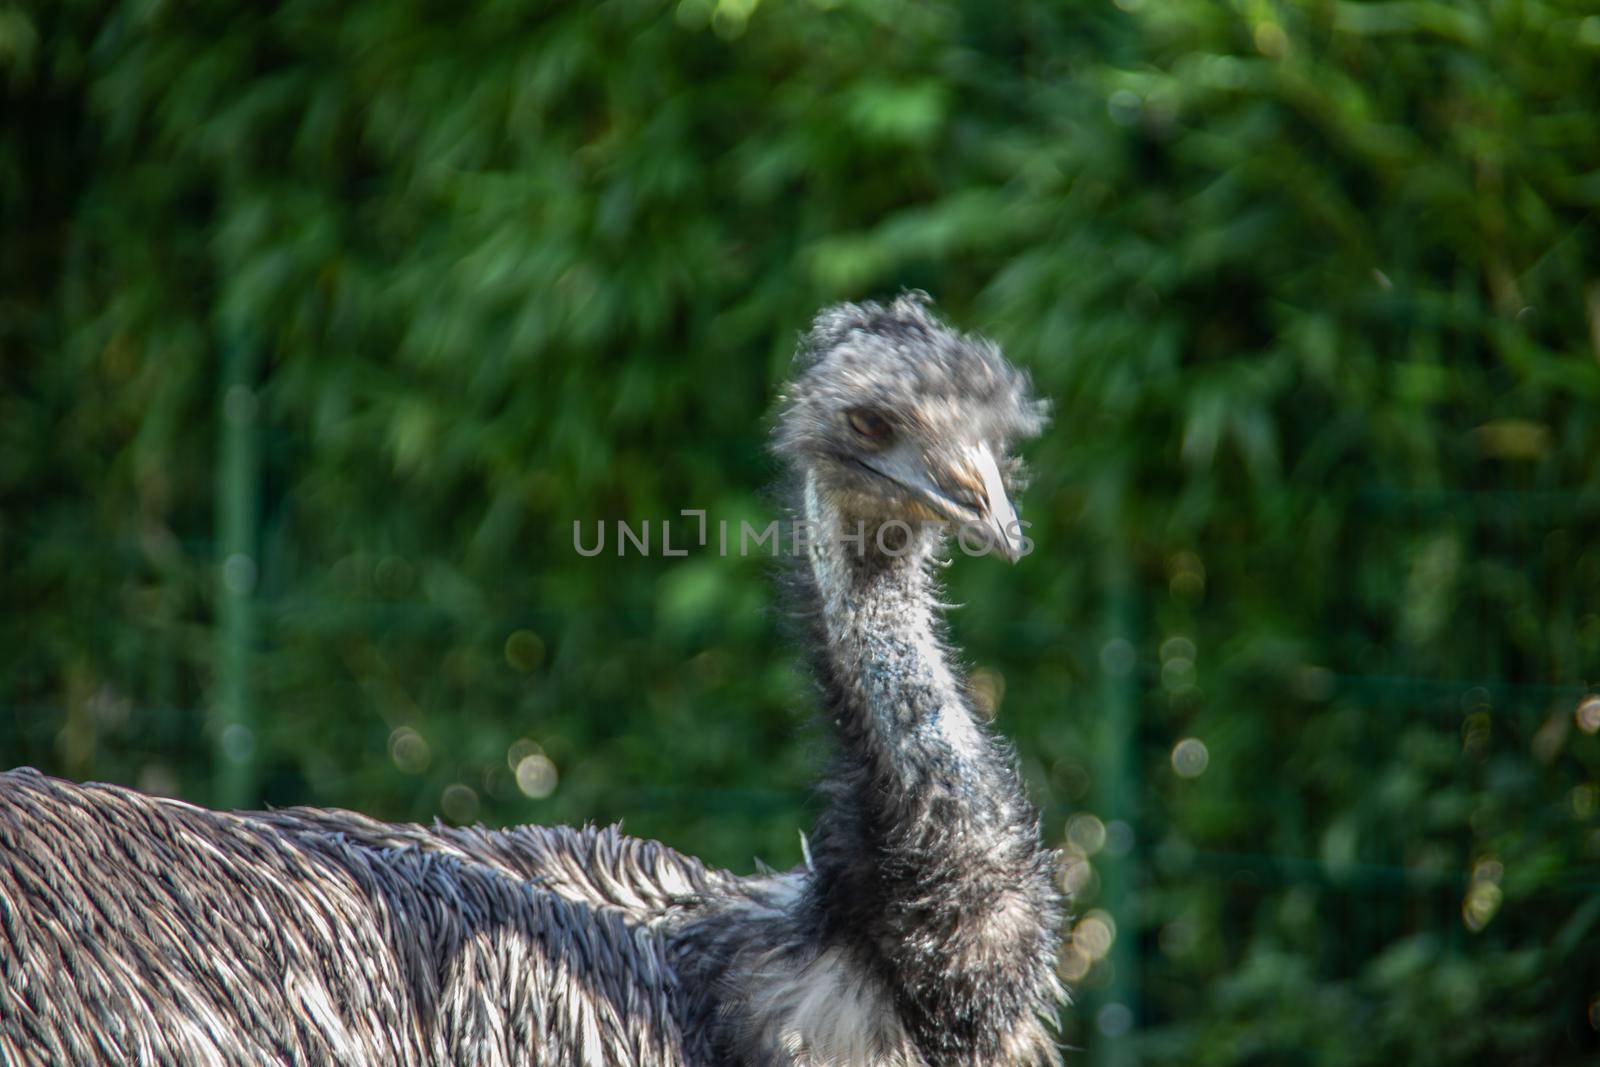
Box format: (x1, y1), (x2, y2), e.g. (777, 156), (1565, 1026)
(1571, 783), (1598, 820)
(220, 724), (255, 764)
(1159, 635), (1195, 663)
(1167, 551), (1205, 600)
(1096, 1001), (1133, 1038)
(1462, 857), (1503, 932)
(1171, 737), (1209, 778)
(505, 629), (546, 673)
(389, 727), (430, 775)
(516, 753), (559, 799)
(1058, 943), (1092, 982)
(1104, 820), (1135, 857)
(441, 783), (479, 824)
(1066, 813), (1107, 856)
(1461, 880), (1502, 932)
(1073, 910), (1117, 961)
(968, 667), (1005, 719)
(508, 738), (542, 771)
(1576, 696), (1600, 734)
(1100, 638), (1136, 677)
(1161, 657), (1196, 691)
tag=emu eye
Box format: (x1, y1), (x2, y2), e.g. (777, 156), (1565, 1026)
(847, 410), (891, 439)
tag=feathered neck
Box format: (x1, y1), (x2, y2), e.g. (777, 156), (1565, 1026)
(800, 472), (991, 795)
(792, 471), (1063, 1067)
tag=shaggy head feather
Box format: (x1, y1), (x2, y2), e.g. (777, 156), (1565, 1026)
(774, 293), (1047, 560)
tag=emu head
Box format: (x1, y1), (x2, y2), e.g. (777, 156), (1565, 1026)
(775, 292), (1047, 561)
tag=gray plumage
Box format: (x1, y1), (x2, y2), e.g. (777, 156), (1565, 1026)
(0, 292), (1064, 1066)
(0, 769), (729, 1065)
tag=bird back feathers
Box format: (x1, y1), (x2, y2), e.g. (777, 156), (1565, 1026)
(0, 768), (723, 1067)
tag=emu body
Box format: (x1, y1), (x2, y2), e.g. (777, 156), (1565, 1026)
(0, 768), (735, 1066)
(0, 294), (1063, 1066)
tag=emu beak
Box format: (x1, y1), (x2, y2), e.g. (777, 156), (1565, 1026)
(951, 441), (1024, 563)
(866, 441), (1024, 561)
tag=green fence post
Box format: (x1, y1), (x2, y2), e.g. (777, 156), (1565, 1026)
(1094, 497), (1139, 1067)
(214, 331), (261, 809)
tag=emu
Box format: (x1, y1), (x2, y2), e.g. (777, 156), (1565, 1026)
(0, 294), (1064, 1066)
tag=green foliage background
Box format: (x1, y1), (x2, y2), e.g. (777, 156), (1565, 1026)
(4, 1), (1600, 1062)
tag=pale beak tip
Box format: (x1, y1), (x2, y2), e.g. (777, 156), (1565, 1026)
(988, 512), (1023, 563)
(968, 441), (1024, 563)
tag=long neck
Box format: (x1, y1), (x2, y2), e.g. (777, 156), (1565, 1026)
(795, 472), (1061, 1067)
